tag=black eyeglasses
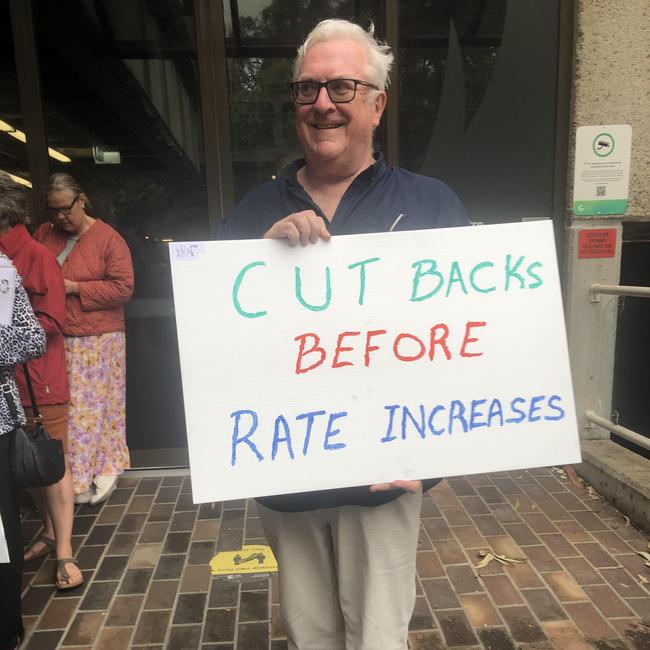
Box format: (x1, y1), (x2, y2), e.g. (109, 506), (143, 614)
(45, 195), (79, 217)
(290, 78), (380, 105)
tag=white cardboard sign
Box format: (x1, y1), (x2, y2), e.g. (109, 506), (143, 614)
(170, 221), (580, 504)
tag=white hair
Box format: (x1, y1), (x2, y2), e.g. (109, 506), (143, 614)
(293, 19), (394, 90)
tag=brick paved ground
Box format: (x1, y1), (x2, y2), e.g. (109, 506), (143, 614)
(18, 467), (650, 649)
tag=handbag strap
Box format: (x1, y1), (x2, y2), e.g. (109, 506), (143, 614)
(21, 363), (42, 422)
(0, 382), (20, 424)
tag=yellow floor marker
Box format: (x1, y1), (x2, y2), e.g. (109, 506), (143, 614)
(210, 544), (278, 576)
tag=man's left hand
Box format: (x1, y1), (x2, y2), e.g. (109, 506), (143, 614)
(369, 480), (422, 493)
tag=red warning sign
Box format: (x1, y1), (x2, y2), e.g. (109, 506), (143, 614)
(578, 229), (617, 259)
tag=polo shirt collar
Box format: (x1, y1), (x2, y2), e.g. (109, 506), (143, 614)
(283, 151), (388, 188)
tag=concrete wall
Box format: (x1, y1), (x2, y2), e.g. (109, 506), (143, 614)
(565, 0), (650, 441)
(571, 0), (650, 219)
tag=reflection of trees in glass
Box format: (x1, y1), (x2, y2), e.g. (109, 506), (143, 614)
(236, 1), (358, 42)
(399, 46), (501, 173)
(463, 47), (500, 128)
(228, 56), (301, 199)
(228, 57), (296, 155)
(79, 172), (209, 298)
(226, 0), (381, 198)
(87, 174), (206, 239)
(398, 48), (446, 173)
(398, 0), (506, 172)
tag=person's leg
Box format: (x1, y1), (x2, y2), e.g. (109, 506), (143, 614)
(89, 332), (129, 505)
(38, 404), (74, 552)
(258, 503), (345, 650)
(23, 404), (81, 587)
(0, 431), (25, 648)
(45, 460), (82, 587)
(64, 337), (97, 496)
(22, 487), (55, 560)
(23, 404), (65, 555)
(333, 490), (423, 650)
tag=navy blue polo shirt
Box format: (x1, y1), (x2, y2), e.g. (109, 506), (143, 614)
(217, 153), (470, 512)
(217, 153), (468, 240)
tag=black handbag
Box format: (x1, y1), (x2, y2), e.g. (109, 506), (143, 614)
(3, 363), (65, 488)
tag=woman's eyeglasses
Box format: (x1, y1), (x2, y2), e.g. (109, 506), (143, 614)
(45, 195), (79, 217)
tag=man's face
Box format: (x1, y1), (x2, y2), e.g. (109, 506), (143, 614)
(295, 38), (386, 170)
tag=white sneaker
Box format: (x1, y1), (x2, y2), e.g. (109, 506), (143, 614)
(89, 475), (117, 505)
(74, 489), (93, 504)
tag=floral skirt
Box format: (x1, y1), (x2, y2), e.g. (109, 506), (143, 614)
(65, 332), (130, 493)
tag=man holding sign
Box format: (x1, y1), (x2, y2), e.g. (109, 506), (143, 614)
(218, 19), (468, 650)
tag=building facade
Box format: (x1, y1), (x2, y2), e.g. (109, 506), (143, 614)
(2, 0), (648, 520)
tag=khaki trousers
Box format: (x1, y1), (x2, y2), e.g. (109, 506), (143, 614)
(258, 490), (422, 650)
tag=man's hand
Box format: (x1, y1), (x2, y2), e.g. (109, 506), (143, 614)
(64, 279), (79, 295)
(263, 211), (331, 246)
(369, 480), (422, 493)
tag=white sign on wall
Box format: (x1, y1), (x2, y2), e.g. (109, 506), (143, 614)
(573, 124), (632, 216)
(170, 221), (580, 504)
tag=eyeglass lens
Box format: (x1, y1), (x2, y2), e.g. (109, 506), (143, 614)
(294, 79), (358, 103)
(46, 195), (78, 215)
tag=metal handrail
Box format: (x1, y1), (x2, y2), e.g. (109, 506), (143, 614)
(586, 284), (650, 452)
(585, 410), (650, 452)
(590, 283), (650, 302)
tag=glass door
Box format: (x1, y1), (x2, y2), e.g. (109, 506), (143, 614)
(223, 0), (383, 202)
(34, 0), (209, 467)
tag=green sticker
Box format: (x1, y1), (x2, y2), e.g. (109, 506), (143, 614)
(573, 199), (628, 216)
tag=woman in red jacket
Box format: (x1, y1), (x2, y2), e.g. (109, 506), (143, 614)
(36, 173), (134, 506)
(0, 173), (82, 592)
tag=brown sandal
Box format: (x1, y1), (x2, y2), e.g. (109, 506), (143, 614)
(23, 534), (56, 561)
(56, 557), (84, 591)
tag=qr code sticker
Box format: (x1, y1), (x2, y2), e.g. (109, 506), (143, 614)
(596, 185), (606, 197)
(171, 243), (205, 262)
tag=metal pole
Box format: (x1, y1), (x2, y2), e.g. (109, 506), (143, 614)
(195, 0), (235, 233)
(9, 0), (50, 224)
(585, 411), (650, 452)
(383, 0), (399, 166)
(589, 283), (650, 301)
(552, 0), (575, 278)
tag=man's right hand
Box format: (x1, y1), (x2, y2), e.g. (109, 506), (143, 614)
(263, 211), (331, 246)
